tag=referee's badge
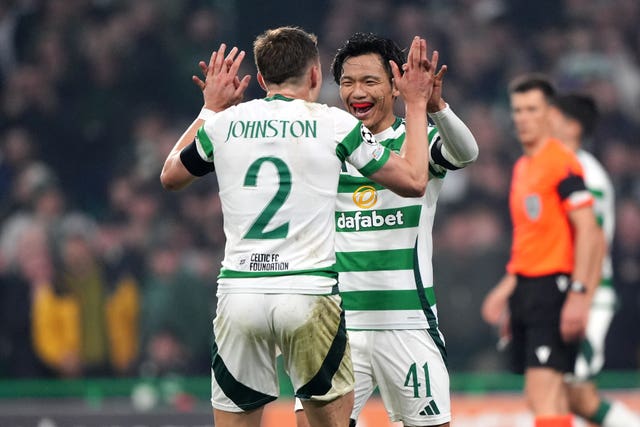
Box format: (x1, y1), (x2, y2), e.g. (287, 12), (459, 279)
(524, 194), (541, 220)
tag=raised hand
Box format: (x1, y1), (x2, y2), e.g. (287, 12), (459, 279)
(390, 36), (435, 108)
(427, 62), (448, 113)
(192, 43), (251, 112)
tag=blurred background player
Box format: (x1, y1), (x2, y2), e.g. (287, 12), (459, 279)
(482, 74), (600, 427)
(549, 93), (640, 427)
(483, 90), (640, 427)
(295, 32), (478, 427)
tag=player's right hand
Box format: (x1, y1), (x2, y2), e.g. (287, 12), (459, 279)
(192, 43), (251, 111)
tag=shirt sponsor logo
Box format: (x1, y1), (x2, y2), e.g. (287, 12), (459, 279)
(525, 193), (541, 220)
(352, 185), (378, 209)
(336, 210), (405, 231)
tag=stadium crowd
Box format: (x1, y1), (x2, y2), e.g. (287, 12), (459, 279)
(0, 0), (638, 379)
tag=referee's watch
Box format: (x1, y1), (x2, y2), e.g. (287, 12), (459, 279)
(570, 280), (587, 294)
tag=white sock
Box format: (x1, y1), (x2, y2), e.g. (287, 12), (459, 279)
(602, 401), (640, 427)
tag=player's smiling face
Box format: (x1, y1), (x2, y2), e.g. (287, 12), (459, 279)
(339, 53), (399, 135)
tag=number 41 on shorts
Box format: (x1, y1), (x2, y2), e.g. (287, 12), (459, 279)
(404, 362), (441, 416)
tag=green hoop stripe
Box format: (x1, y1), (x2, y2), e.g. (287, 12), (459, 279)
(341, 288), (436, 311)
(336, 249), (414, 272)
(337, 175), (386, 193)
(219, 268), (337, 280)
(358, 148), (390, 177)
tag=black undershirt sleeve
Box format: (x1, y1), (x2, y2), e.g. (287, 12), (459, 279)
(430, 137), (461, 171)
(179, 142), (214, 177)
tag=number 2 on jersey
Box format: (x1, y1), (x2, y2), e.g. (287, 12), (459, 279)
(243, 157), (291, 239)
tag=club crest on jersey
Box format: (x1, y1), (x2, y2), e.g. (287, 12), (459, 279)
(353, 185), (378, 209)
(524, 194), (541, 220)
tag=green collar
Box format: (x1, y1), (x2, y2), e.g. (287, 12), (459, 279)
(391, 116), (403, 130)
(264, 94), (295, 102)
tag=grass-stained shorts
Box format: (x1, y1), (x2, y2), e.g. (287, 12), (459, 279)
(211, 293), (354, 412)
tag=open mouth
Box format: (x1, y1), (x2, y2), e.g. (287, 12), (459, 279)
(351, 102), (374, 119)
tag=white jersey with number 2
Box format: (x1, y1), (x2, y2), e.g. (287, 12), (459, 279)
(194, 94), (391, 295)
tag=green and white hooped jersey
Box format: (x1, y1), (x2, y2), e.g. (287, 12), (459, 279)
(577, 149), (615, 287)
(337, 117), (449, 330)
(194, 95), (390, 295)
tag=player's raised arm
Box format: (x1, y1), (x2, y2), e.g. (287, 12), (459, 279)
(426, 62), (479, 168)
(367, 36), (434, 197)
(160, 44), (250, 191)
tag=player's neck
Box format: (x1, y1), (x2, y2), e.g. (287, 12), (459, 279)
(368, 115), (397, 135)
(266, 84), (314, 102)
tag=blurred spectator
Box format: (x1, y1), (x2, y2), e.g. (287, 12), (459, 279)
(0, 221), (52, 378)
(0, 126), (38, 218)
(139, 243), (215, 376)
(32, 214), (140, 377)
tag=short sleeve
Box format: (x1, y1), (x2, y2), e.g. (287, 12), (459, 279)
(334, 110), (390, 177)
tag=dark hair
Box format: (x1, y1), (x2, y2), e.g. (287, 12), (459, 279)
(553, 93), (599, 138)
(253, 26), (319, 85)
(508, 73), (556, 102)
(331, 33), (406, 85)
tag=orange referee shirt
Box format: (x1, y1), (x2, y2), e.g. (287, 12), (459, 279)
(507, 138), (594, 277)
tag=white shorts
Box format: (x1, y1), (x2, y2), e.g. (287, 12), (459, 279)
(211, 293), (354, 412)
(573, 286), (617, 381)
(294, 328), (450, 426)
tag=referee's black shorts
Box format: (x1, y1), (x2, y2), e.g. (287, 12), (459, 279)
(508, 273), (579, 374)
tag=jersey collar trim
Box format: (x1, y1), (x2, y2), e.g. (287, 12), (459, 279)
(391, 116), (403, 130)
(264, 94), (295, 102)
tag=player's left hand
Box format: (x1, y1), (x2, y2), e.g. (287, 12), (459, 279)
(427, 63), (448, 113)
